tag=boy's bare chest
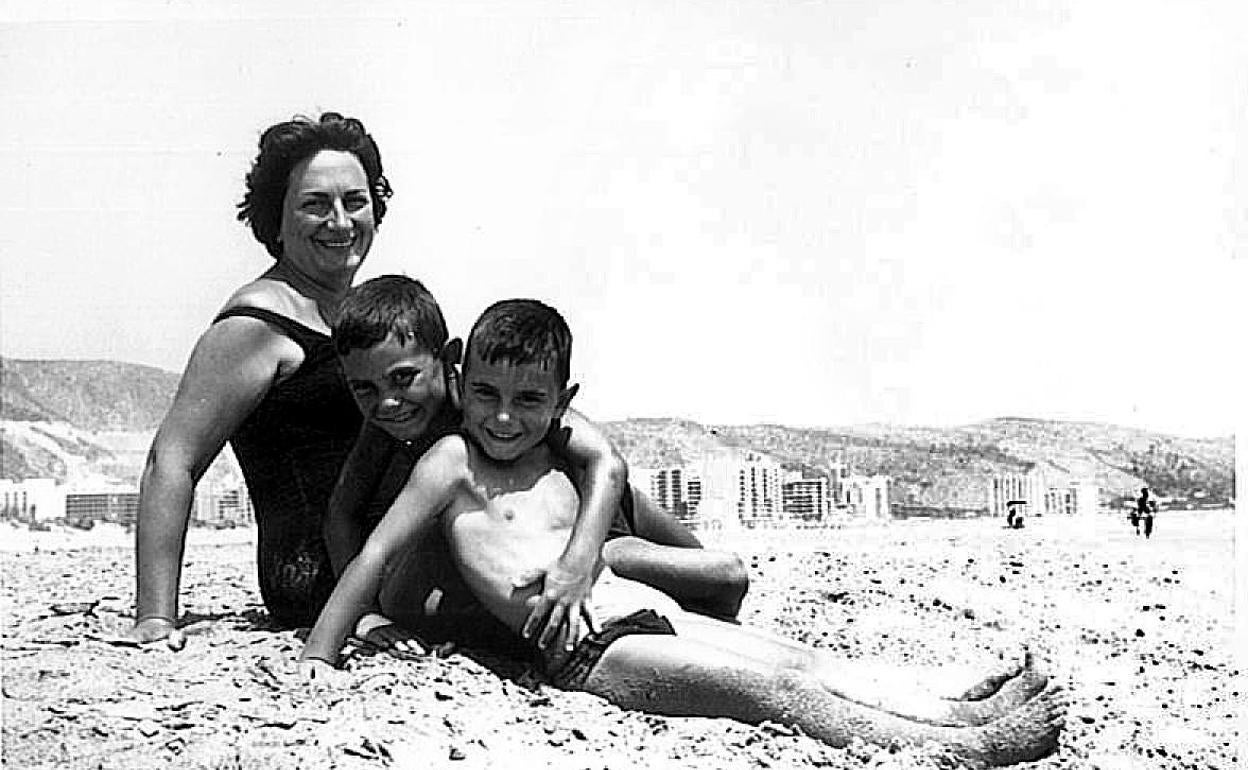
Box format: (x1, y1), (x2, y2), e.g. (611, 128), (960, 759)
(446, 467), (580, 535)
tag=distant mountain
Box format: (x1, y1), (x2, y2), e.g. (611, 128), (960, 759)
(0, 359), (1235, 510)
(0, 358), (237, 485)
(601, 418), (1234, 511)
(2, 358), (179, 431)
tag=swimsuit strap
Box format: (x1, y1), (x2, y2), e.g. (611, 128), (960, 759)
(212, 306), (328, 356)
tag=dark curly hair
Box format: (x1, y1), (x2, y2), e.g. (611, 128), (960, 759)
(236, 112), (393, 258)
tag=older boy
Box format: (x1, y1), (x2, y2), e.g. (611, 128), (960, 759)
(324, 276), (746, 653)
(302, 299), (1065, 766)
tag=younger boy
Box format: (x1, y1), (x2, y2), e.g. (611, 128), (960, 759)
(302, 299), (1065, 767)
(324, 276), (746, 653)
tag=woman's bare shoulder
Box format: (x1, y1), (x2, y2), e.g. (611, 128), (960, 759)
(219, 277), (306, 319)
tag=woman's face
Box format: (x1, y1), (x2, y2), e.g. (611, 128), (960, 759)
(278, 150), (374, 285)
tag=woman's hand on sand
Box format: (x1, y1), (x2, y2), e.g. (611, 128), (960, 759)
(296, 657), (345, 688)
(123, 616), (186, 651)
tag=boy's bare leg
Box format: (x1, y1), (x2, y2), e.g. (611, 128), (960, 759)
(580, 634), (1066, 769)
(665, 611), (1042, 726)
(603, 488), (749, 620)
(619, 490), (1033, 702)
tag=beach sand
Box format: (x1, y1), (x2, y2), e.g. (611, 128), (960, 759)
(2, 511), (1241, 769)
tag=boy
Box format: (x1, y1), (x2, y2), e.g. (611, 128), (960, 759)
(302, 299), (1066, 766)
(324, 276), (746, 653)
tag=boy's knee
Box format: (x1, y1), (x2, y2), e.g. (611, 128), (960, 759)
(704, 552), (749, 619)
(718, 553), (750, 600)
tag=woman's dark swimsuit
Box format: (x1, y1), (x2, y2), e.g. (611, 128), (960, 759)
(214, 307), (362, 628)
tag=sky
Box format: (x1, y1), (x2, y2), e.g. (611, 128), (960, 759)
(1, 1), (1244, 437)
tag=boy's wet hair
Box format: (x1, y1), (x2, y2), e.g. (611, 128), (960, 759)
(464, 299), (571, 386)
(333, 275), (449, 356)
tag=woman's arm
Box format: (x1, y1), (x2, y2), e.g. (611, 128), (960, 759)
(129, 318), (292, 643)
(518, 406), (626, 650)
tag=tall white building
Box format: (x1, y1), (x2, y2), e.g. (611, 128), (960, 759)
(637, 449), (891, 527)
(782, 477), (829, 522)
(0, 478), (63, 523)
(732, 452), (784, 525)
(193, 483), (255, 527)
(844, 474), (890, 520)
(990, 464), (1099, 518)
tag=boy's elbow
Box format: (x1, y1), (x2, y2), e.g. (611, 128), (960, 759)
(606, 452), (628, 489)
(714, 553), (750, 617)
(596, 446), (627, 488)
(723, 554), (750, 598)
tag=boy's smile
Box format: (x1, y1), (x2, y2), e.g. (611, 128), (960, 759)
(460, 356), (572, 463)
(341, 333), (448, 443)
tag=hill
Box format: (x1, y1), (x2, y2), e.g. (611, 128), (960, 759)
(2, 358), (179, 431)
(601, 418), (1234, 511)
(0, 359), (1234, 510)
(0, 358), (237, 485)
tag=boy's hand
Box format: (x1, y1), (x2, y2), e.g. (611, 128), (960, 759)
(353, 612), (453, 658)
(123, 616), (186, 651)
(514, 558), (594, 651)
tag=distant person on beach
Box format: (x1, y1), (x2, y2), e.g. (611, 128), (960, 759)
(126, 112), (745, 650)
(1137, 488), (1157, 539)
(1005, 501), (1025, 530)
(301, 298), (1066, 767)
(324, 276), (748, 653)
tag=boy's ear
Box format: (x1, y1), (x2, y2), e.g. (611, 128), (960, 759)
(442, 339), (464, 410)
(555, 382), (579, 418)
(441, 338), (463, 366)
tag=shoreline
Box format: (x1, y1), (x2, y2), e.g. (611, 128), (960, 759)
(2, 507), (1234, 555)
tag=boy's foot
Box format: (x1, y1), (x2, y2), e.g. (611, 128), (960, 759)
(948, 682), (1067, 769)
(942, 652), (1050, 725)
(954, 648), (1030, 701)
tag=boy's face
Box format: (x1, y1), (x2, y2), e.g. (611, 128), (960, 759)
(341, 333), (448, 442)
(460, 354), (573, 463)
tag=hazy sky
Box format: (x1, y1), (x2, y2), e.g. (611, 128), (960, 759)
(2, 1), (1243, 437)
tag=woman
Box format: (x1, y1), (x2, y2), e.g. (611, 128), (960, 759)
(128, 113), (391, 642)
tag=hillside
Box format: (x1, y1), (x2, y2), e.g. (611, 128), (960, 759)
(2, 358), (180, 431)
(0, 358), (237, 485)
(601, 418), (1234, 511)
(0, 359), (1234, 510)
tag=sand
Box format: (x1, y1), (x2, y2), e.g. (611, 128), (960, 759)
(2, 511), (1242, 769)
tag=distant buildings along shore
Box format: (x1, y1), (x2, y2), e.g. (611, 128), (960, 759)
(633, 450), (890, 531)
(0, 477), (253, 529)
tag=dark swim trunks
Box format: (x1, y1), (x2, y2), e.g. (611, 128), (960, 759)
(548, 609), (676, 690)
(605, 488), (639, 541)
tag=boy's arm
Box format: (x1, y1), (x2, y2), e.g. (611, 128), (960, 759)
(325, 421), (430, 650)
(519, 407), (626, 650)
(302, 439), (464, 667)
(324, 420), (398, 576)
